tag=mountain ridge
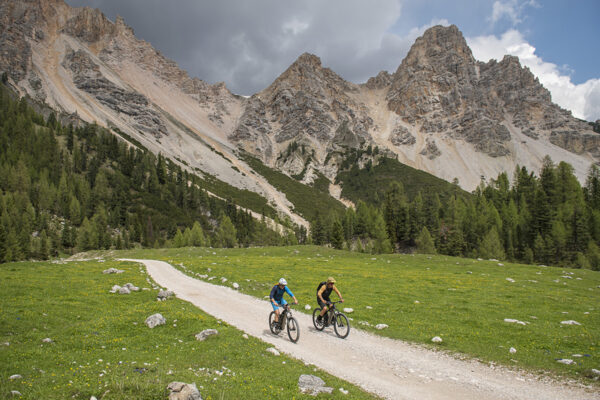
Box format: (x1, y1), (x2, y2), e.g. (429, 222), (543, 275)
(1, 0), (598, 225)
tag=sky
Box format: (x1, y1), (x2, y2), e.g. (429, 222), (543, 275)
(65, 0), (600, 122)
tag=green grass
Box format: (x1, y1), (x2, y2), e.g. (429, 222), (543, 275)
(0, 259), (376, 399)
(241, 153), (346, 221)
(117, 246), (600, 384)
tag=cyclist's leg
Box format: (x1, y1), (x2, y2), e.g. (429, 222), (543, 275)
(272, 301), (281, 322)
(317, 298), (328, 319)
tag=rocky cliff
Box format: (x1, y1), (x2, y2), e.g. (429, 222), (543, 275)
(1, 0), (598, 220)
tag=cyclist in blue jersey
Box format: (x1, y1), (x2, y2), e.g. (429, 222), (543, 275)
(270, 278), (298, 327)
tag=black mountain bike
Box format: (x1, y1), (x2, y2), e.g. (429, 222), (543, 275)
(312, 301), (350, 339)
(269, 304), (300, 343)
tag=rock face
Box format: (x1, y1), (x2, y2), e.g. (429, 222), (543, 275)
(1, 0), (597, 198)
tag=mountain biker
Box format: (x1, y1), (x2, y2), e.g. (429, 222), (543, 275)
(316, 277), (344, 324)
(270, 278), (298, 327)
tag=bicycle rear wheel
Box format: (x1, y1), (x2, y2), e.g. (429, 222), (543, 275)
(333, 312), (350, 339)
(287, 317), (300, 343)
(269, 311), (281, 335)
(312, 308), (325, 331)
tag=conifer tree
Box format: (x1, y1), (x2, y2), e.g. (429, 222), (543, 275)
(478, 227), (505, 260)
(330, 218), (344, 250)
(416, 226), (436, 254)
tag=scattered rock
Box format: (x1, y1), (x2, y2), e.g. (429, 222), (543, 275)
(366, 306), (372, 309)
(431, 336), (443, 343)
(591, 369), (600, 376)
(110, 285), (121, 293)
(298, 374), (333, 396)
(266, 347), (280, 356)
(375, 324), (388, 330)
(124, 283), (140, 292)
(509, 347), (517, 354)
(232, 282), (239, 289)
(339, 388), (349, 395)
(304, 304), (311, 310)
(42, 338), (53, 343)
(3, 342), (9, 346)
(242, 334), (249, 339)
(221, 278), (228, 283)
(167, 381), (202, 400)
(560, 320), (581, 326)
(556, 359), (574, 365)
(90, 397), (98, 400)
(158, 290), (174, 300)
(10, 391), (21, 397)
(504, 319), (527, 325)
(103, 268), (124, 274)
(9, 374), (22, 380)
(343, 308), (353, 313)
(195, 329), (218, 341)
(118, 286), (131, 295)
(145, 313), (166, 329)
(506, 278), (515, 283)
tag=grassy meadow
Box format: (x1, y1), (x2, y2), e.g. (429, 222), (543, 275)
(116, 246), (600, 384)
(0, 258), (375, 399)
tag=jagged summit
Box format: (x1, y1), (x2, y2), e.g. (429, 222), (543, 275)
(1, 0), (598, 218)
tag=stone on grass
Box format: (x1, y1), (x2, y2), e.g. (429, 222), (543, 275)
(145, 313), (166, 329)
(506, 278), (515, 283)
(242, 334), (249, 339)
(232, 282), (239, 289)
(343, 308), (354, 313)
(42, 338), (52, 343)
(431, 336), (443, 343)
(504, 319), (527, 325)
(110, 285), (121, 293)
(375, 324), (388, 330)
(560, 320), (581, 326)
(266, 347), (280, 356)
(339, 388), (349, 395)
(102, 268), (124, 274)
(9, 374), (22, 380)
(298, 374), (333, 396)
(118, 286), (131, 295)
(158, 290), (174, 300)
(556, 359), (574, 365)
(10, 391), (21, 397)
(304, 304), (311, 310)
(509, 347), (517, 354)
(195, 329), (218, 341)
(167, 381), (202, 400)
(591, 369), (600, 376)
(124, 283), (140, 291)
(90, 397), (98, 400)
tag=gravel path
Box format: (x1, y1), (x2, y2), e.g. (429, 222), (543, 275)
(126, 259), (599, 400)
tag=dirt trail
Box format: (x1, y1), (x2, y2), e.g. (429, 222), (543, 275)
(125, 259), (599, 400)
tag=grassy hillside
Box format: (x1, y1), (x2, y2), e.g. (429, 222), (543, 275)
(117, 246), (600, 384)
(336, 155), (468, 205)
(241, 153), (346, 221)
(0, 259), (375, 399)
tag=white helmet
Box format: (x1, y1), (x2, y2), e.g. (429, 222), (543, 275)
(278, 278), (287, 286)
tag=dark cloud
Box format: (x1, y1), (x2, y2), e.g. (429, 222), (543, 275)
(65, 0), (412, 95)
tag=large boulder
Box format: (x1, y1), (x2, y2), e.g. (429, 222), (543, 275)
(167, 382), (202, 400)
(298, 374), (333, 396)
(158, 290), (174, 300)
(145, 313), (166, 328)
(195, 329), (218, 341)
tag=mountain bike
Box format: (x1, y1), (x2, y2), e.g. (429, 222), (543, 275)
(269, 304), (300, 343)
(312, 301), (350, 339)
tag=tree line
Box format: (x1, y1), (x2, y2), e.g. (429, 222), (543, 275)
(0, 84), (296, 263)
(311, 156), (600, 270)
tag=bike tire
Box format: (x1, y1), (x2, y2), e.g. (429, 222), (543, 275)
(269, 311), (281, 335)
(312, 308), (325, 331)
(333, 312), (350, 339)
(287, 317), (300, 343)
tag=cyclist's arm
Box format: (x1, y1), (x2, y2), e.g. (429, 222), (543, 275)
(285, 287), (298, 304)
(333, 286), (344, 302)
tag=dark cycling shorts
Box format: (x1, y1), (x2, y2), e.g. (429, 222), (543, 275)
(317, 297), (331, 309)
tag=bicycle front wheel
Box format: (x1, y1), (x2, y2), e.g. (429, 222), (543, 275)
(287, 317), (300, 343)
(333, 312), (350, 339)
(312, 308), (325, 331)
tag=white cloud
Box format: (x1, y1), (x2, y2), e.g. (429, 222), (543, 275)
(490, 1), (521, 24)
(468, 30), (600, 121)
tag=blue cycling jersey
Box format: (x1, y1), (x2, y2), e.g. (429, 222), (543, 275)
(270, 285), (294, 303)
